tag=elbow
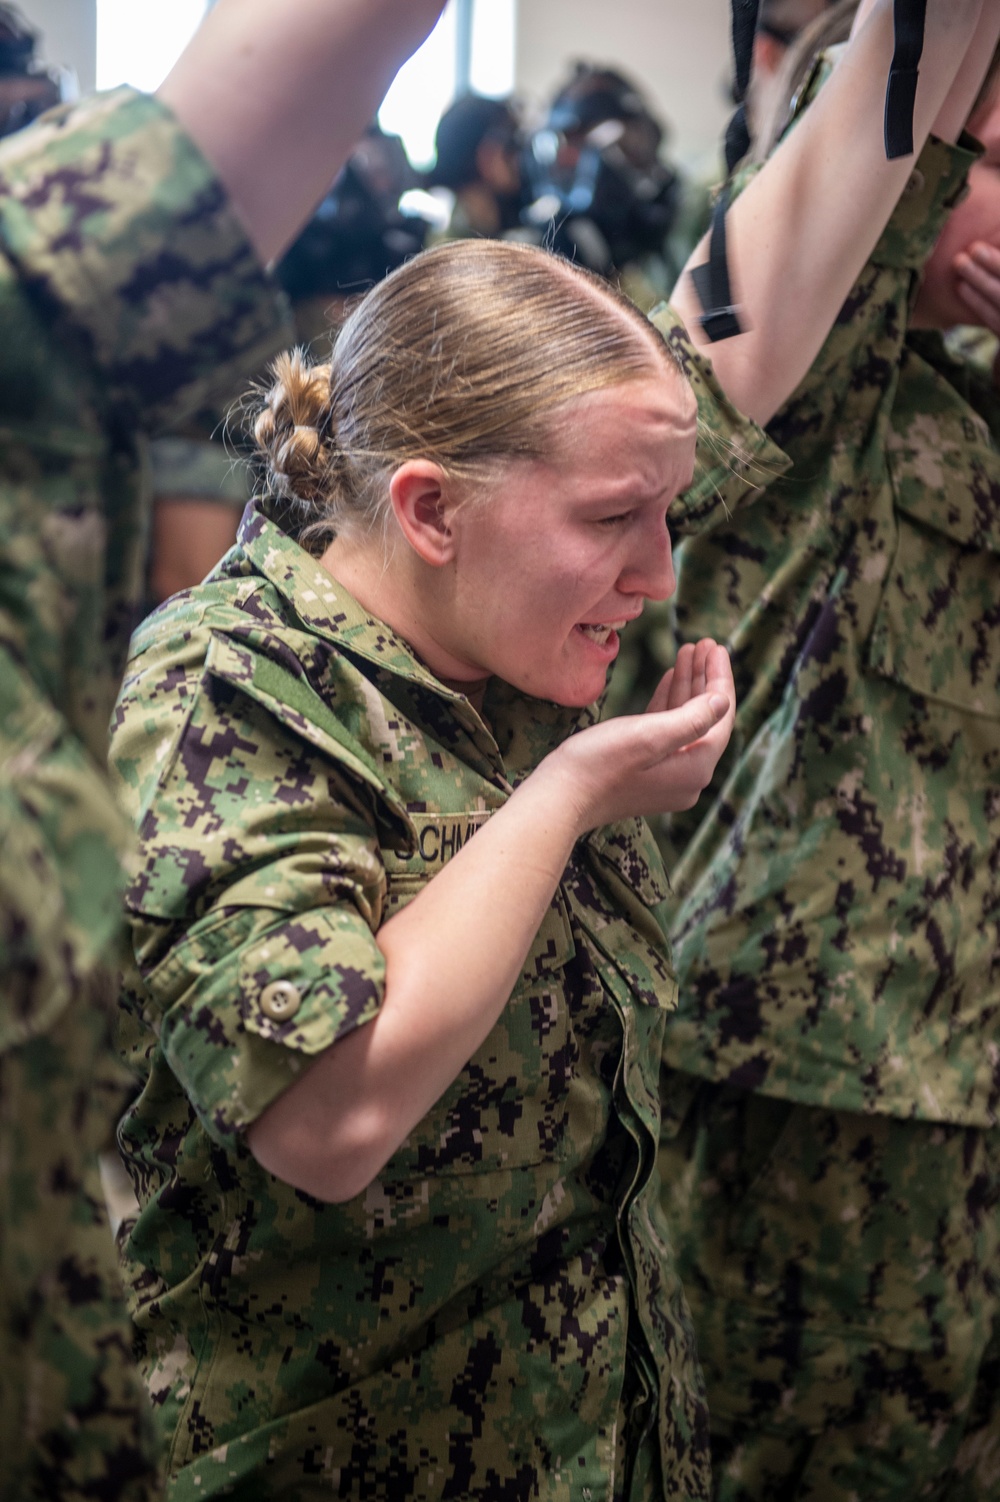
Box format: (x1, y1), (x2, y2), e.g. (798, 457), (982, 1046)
(246, 1100), (397, 1204)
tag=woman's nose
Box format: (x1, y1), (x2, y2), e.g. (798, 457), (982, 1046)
(620, 526), (675, 601)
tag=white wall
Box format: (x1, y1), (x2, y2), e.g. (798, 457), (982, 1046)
(514, 0), (733, 172)
(17, 0), (97, 94)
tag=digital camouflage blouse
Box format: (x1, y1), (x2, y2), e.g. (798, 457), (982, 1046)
(110, 308), (784, 1501)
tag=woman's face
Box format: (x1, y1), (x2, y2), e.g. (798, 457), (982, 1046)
(419, 372), (697, 709)
(913, 91), (1000, 330)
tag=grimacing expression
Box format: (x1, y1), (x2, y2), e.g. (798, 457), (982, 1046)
(425, 371), (698, 709)
(914, 91), (1000, 330)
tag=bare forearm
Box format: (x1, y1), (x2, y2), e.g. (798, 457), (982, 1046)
(247, 769), (581, 1202)
(157, 0), (445, 263)
(672, 0), (991, 425)
(246, 679), (732, 1203)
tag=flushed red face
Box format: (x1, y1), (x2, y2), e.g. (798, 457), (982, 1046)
(417, 372), (697, 708)
(914, 90), (1000, 330)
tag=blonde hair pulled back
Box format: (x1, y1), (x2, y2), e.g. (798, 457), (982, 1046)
(252, 238), (680, 548)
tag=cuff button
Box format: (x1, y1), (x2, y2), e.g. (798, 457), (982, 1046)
(259, 980), (302, 1021)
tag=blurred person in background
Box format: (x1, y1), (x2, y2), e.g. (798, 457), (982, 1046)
(427, 68), (708, 315)
(0, 1), (445, 1494)
(521, 62), (707, 310)
(149, 123), (435, 607)
(747, 0), (842, 137)
(426, 91), (526, 238)
(0, 2), (72, 140)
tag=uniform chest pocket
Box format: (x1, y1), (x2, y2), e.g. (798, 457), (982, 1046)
(867, 405), (1000, 719)
(379, 877), (578, 1179)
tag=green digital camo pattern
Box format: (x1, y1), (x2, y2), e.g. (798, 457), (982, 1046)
(0, 88), (290, 1497)
(659, 1085), (1000, 1502)
(658, 131), (1000, 1127)
(647, 99), (1000, 1502)
(107, 349), (780, 1502)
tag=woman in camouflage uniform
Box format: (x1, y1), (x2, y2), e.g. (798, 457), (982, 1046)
(108, 3), (988, 1497)
(658, 1), (1000, 1497)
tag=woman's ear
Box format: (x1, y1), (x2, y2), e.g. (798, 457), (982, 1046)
(388, 460), (458, 567)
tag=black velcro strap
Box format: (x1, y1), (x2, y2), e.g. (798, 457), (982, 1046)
(731, 0), (760, 101)
(724, 103), (752, 177)
(690, 0), (758, 343)
(690, 189), (742, 342)
(884, 0), (927, 158)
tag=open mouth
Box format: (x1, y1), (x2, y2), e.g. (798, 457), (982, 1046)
(576, 619), (629, 646)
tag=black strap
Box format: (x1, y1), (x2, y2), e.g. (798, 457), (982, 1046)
(691, 189), (741, 343)
(691, 0), (760, 342)
(885, 0), (928, 158)
(731, 0), (760, 106)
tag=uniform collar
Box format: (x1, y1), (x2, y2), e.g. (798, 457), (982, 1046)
(238, 496), (467, 701)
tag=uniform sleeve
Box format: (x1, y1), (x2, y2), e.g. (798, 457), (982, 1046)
(112, 614), (389, 1148)
(649, 301), (791, 539)
(0, 87), (293, 434)
(150, 436), (252, 505)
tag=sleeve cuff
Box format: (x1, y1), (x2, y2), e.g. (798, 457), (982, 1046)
(650, 300), (791, 537)
(0, 87), (294, 431)
(870, 132), (980, 270)
(150, 904), (385, 1145)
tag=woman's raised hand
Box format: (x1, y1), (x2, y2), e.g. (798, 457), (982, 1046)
(540, 640), (735, 836)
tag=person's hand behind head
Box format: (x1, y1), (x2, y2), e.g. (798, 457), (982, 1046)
(914, 48), (1000, 329)
(952, 240), (1000, 337)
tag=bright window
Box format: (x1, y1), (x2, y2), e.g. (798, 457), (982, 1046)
(96, 0), (207, 92)
(379, 0), (516, 168)
(96, 0), (516, 170)
(469, 0), (516, 100)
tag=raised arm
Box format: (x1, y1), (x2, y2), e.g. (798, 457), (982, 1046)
(671, 0), (1000, 425)
(157, 0), (446, 263)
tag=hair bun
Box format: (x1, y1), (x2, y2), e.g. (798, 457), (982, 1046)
(252, 349), (335, 505)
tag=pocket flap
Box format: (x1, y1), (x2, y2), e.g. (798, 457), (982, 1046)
(886, 353), (1000, 553)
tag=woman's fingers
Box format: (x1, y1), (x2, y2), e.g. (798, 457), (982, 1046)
(647, 639), (730, 714)
(667, 641), (696, 710)
(955, 280), (1000, 332)
(645, 666), (674, 715)
(641, 689), (731, 763)
(704, 642), (736, 707)
(691, 637), (713, 699)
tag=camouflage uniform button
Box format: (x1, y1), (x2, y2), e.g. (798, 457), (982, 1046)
(259, 981), (302, 1020)
(903, 167), (925, 196)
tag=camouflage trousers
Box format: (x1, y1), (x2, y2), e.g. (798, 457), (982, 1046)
(0, 999), (161, 1501)
(658, 1075), (1000, 1502)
